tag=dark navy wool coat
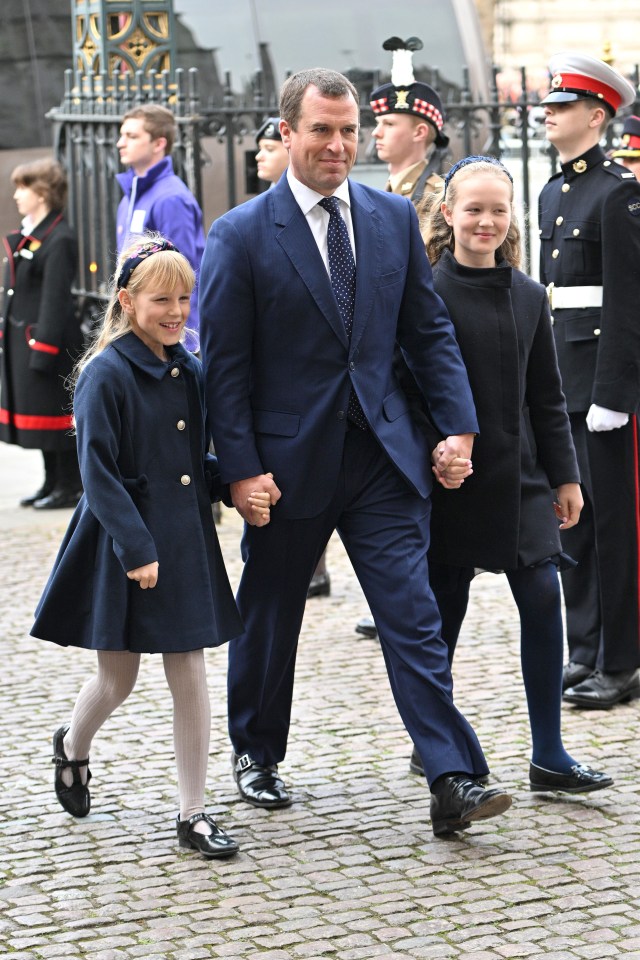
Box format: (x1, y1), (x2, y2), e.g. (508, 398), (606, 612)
(428, 250), (580, 571)
(31, 332), (242, 653)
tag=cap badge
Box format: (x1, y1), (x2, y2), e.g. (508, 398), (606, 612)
(395, 89), (410, 110)
(623, 134), (630, 144)
(572, 159), (588, 174)
(551, 74), (563, 88)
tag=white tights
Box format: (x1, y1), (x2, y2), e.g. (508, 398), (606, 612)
(62, 649), (211, 824)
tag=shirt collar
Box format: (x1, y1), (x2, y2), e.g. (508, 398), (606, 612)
(286, 169), (351, 215)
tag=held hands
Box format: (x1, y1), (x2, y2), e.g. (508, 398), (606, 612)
(586, 404), (629, 432)
(432, 434), (475, 490)
(553, 482), (583, 530)
(230, 472), (282, 526)
(126, 561), (159, 589)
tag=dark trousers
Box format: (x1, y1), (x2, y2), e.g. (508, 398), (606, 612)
(227, 426), (489, 787)
(560, 413), (640, 672)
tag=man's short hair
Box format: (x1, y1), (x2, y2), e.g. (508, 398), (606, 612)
(279, 68), (359, 130)
(122, 104), (176, 155)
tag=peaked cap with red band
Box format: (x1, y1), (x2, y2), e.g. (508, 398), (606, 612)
(611, 115), (640, 158)
(540, 51), (636, 116)
(369, 36), (449, 148)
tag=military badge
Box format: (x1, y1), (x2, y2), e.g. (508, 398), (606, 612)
(572, 160), (587, 174)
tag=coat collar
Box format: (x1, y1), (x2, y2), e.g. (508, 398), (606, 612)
(271, 176), (381, 350)
(437, 247), (512, 288)
(116, 156), (174, 199)
(111, 330), (192, 380)
(560, 143), (605, 181)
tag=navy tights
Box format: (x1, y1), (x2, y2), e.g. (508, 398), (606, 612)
(430, 560), (577, 773)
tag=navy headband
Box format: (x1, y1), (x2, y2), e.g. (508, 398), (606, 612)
(443, 155), (513, 199)
(116, 238), (178, 289)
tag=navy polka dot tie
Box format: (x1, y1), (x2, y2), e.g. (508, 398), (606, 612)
(319, 196), (367, 429)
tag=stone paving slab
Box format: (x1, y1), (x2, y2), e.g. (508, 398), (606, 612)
(1, 444), (639, 959)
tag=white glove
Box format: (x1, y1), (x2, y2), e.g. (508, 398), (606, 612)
(586, 404), (629, 432)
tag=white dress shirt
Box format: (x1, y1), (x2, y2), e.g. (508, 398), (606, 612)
(286, 169), (356, 274)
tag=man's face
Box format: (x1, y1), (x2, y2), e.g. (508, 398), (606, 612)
(372, 114), (428, 166)
(117, 118), (164, 174)
(543, 100), (599, 152)
(280, 85), (359, 196)
(620, 156), (640, 181)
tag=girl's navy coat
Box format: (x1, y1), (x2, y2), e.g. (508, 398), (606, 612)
(31, 332), (242, 653)
(428, 249), (580, 571)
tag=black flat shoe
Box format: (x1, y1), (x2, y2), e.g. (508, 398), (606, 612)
(529, 761), (614, 794)
(232, 751), (292, 808)
(176, 813), (239, 859)
(34, 488), (82, 510)
(52, 725), (91, 817)
(307, 572), (331, 598)
(430, 775), (512, 837)
(355, 616), (377, 639)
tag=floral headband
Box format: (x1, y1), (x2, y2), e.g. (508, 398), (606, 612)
(116, 238), (178, 289)
(443, 155), (513, 199)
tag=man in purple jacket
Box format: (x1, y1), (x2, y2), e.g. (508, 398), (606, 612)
(116, 104), (205, 351)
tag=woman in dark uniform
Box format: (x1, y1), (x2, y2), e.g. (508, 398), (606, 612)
(0, 158), (83, 508)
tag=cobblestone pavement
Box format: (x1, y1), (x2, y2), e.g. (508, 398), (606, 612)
(1, 445), (639, 960)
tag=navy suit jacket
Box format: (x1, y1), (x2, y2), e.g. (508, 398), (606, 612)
(199, 175), (478, 520)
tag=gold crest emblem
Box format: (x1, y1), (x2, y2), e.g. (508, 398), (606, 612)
(395, 89), (410, 110)
(551, 74), (563, 89)
(28, 240), (41, 252)
(572, 159), (587, 174)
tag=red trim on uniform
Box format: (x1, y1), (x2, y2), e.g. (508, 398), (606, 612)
(551, 72), (622, 111)
(0, 409), (73, 431)
(632, 414), (640, 650)
(28, 339), (60, 355)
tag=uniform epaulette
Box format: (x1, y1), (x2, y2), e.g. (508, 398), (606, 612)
(602, 161), (637, 181)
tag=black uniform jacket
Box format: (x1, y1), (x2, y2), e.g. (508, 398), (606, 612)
(538, 144), (640, 414)
(428, 250), (580, 571)
(31, 333), (242, 653)
(0, 211), (81, 450)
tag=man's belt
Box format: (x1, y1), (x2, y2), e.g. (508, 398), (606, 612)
(546, 284), (603, 310)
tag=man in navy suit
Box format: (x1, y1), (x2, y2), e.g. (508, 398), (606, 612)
(199, 68), (511, 837)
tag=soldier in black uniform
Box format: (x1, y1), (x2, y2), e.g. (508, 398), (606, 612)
(355, 37), (451, 641)
(611, 114), (640, 181)
(538, 53), (640, 708)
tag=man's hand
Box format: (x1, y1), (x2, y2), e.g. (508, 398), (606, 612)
(231, 472), (281, 525)
(586, 404), (629, 432)
(432, 434), (475, 488)
(554, 482), (583, 530)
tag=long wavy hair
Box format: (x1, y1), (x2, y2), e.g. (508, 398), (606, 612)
(421, 160), (522, 270)
(71, 233), (195, 388)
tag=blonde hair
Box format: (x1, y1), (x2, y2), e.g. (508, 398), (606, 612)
(422, 160), (522, 270)
(72, 233), (195, 386)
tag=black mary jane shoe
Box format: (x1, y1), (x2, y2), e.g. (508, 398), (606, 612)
(52, 725), (91, 817)
(232, 752), (292, 809)
(529, 761), (614, 794)
(430, 775), (512, 838)
(176, 813), (239, 859)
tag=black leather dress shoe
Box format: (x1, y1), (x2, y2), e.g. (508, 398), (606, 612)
(307, 572), (331, 598)
(33, 488), (82, 510)
(409, 747), (489, 784)
(176, 812), (239, 858)
(232, 752), (292, 808)
(563, 668), (640, 709)
(52, 725), (91, 818)
(529, 761), (613, 794)
(20, 483), (53, 507)
(355, 616), (378, 639)
(430, 775), (512, 837)
(562, 661), (593, 692)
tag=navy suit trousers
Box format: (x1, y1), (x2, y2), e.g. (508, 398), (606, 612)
(228, 426), (489, 786)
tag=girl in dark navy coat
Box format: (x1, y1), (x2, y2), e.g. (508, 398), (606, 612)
(412, 157), (612, 794)
(32, 236), (271, 858)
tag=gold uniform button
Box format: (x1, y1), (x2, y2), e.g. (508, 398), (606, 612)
(556, 216), (564, 226)
(594, 328), (601, 336)
(552, 249), (560, 259)
(573, 228), (580, 236)
(562, 183), (570, 193)
(180, 474), (191, 485)
(170, 367), (180, 378)
(176, 419), (186, 430)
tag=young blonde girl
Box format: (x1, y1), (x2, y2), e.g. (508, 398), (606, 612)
(411, 157), (612, 794)
(32, 235), (271, 858)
